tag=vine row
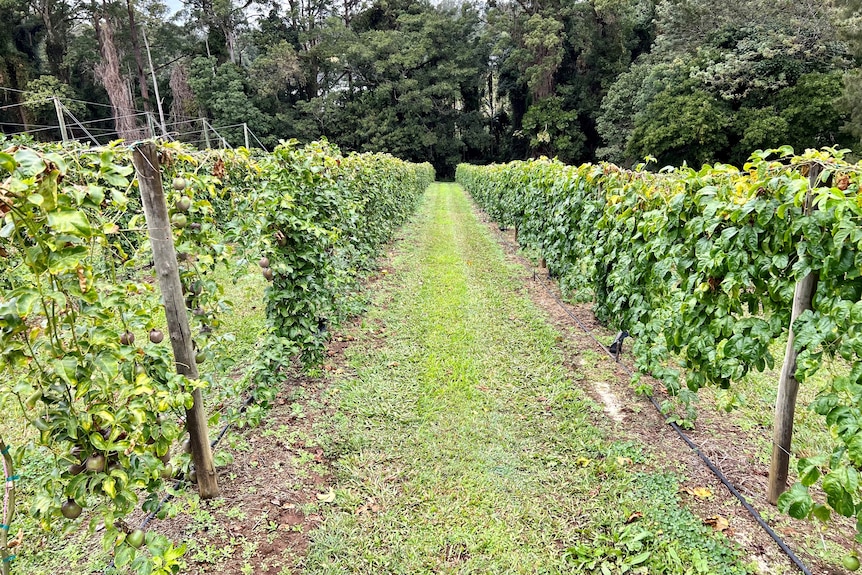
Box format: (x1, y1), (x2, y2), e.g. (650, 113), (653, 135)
(457, 148), (862, 538)
(0, 139), (432, 573)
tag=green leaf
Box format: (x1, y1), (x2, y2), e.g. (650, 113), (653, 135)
(47, 210), (93, 237)
(14, 149), (46, 175)
(53, 356), (78, 386)
(798, 459), (821, 487)
(114, 543), (134, 568)
(111, 190), (128, 207)
(47, 245), (88, 274)
(628, 551), (651, 566)
(0, 152), (15, 173)
(823, 467), (859, 517)
(90, 432), (108, 451)
(131, 555), (153, 575)
(102, 476), (117, 498)
(811, 504), (831, 523)
(103, 172), (129, 188)
(777, 483), (813, 519)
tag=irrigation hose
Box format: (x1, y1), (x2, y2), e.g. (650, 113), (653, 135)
(530, 266), (814, 575)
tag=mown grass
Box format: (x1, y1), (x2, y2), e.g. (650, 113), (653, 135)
(306, 184), (751, 574)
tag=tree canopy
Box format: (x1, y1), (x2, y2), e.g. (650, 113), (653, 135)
(0, 0), (859, 174)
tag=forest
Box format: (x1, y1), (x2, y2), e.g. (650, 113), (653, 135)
(2, 0), (862, 176)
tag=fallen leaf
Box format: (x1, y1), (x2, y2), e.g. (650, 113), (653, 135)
(616, 457), (633, 466)
(626, 512), (643, 524)
(7, 529), (23, 548)
(575, 457), (592, 467)
(316, 488), (336, 503)
(704, 515), (729, 532)
(683, 486), (712, 499)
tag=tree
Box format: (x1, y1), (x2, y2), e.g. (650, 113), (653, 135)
(597, 0), (855, 166)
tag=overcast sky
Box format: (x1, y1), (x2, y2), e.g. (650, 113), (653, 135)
(164, 0), (183, 16)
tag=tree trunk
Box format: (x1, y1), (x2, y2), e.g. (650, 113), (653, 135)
(169, 63), (197, 134)
(36, 1), (67, 82)
(126, 0), (152, 111)
(94, 15), (142, 140)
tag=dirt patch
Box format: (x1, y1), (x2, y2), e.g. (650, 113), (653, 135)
(473, 209), (851, 575)
(592, 380), (625, 423)
(141, 367), (333, 575)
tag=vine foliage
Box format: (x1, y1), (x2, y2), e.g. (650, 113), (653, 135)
(458, 148), (862, 538)
(0, 140), (431, 573)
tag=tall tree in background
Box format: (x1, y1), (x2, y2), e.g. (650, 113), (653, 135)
(487, 0), (655, 162)
(94, 10), (141, 139)
(124, 0), (151, 111)
(0, 0), (860, 171)
(597, 0), (852, 166)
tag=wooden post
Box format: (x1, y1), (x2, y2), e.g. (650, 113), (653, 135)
(53, 96), (68, 143)
(767, 164), (821, 504)
(131, 142), (220, 499)
(243, 122), (250, 149)
(201, 118), (210, 148)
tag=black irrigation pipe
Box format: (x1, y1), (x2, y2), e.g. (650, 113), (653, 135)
(528, 265), (814, 575)
(104, 393), (257, 572)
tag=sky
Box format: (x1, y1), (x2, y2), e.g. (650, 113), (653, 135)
(163, 0), (184, 17)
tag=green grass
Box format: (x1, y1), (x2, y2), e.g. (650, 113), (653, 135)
(306, 184), (750, 574)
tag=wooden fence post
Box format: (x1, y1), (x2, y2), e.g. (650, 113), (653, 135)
(131, 142), (220, 499)
(767, 164), (821, 505)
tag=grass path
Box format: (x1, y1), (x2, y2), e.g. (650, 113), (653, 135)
(304, 184), (748, 574)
